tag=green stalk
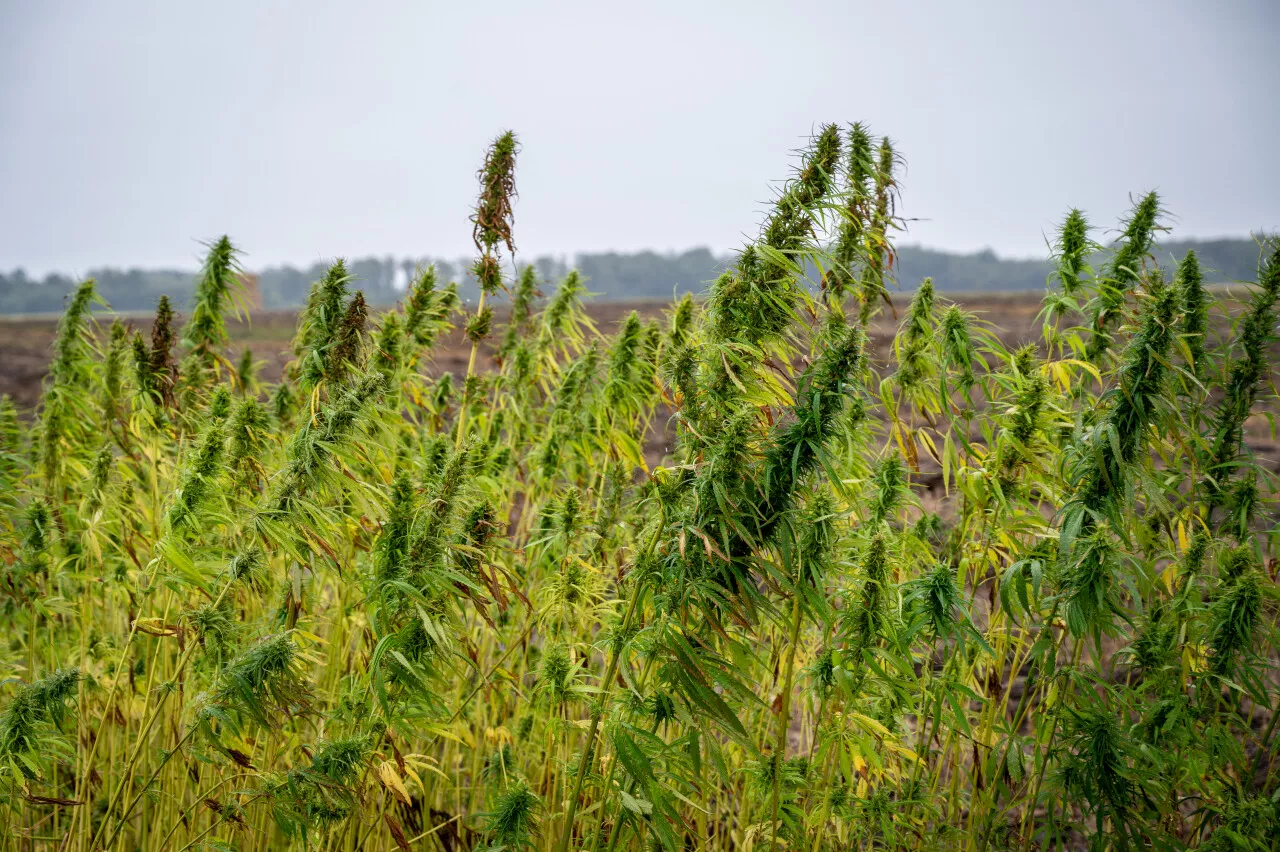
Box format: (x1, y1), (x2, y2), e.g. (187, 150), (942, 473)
(553, 578), (643, 852)
(91, 579), (236, 851)
(769, 583), (805, 850)
(553, 501), (664, 852)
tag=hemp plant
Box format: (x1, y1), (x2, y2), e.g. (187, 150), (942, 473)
(0, 126), (1276, 852)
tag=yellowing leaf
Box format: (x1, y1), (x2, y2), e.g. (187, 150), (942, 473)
(378, 761), (412, 806)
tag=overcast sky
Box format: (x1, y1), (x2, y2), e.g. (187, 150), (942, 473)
(1, 0), (1277, 276)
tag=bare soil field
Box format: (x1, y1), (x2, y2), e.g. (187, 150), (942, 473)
(0, 293), (1046, 412)
(2, 291), (1275, 504)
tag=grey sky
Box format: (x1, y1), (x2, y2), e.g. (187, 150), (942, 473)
(1, 0), (1277, 277)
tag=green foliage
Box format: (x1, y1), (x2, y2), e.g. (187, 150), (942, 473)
(0, 669), (79, 785)
(1203, 242), (1280, 508)
(1053, 208), (1093, 297)
(1086, 192), (1161, 362)
(485, 782), (541, 849)
(183, 236), (245, 382)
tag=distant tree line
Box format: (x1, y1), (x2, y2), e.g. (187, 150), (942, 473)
(0, 238), (1269, 315)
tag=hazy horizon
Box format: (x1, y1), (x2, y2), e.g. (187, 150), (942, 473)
(4, 237), (1276, 281)
(2, 0), (1277, 277)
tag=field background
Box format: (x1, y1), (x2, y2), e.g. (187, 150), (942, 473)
(5, 290), (1276, 516)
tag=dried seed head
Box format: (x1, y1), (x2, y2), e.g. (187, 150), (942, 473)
(472, 254), (504, 296)
(472, 131), (519, 256)
(327, 291), (369, 381)
(465, 305), (494, 344)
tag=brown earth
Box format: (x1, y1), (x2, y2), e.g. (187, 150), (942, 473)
(1, 293), (1275, 500)
(0, 293), (1046, 414)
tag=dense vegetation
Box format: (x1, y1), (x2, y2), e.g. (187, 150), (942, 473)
(0, 125), (1278, 851)
(1, 236), (1268, 315)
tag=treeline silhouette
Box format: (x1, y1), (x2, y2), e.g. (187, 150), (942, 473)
(0, 238), (1268, 315)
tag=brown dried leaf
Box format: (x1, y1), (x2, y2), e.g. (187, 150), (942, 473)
(384, 813), (410, 852)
